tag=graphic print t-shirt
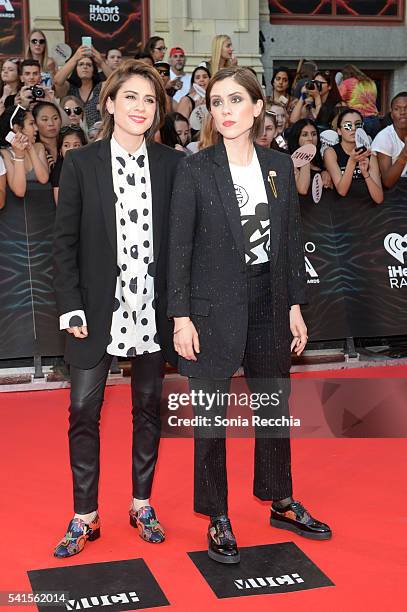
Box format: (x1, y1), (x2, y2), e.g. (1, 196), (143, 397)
(229, 151), (270, 265)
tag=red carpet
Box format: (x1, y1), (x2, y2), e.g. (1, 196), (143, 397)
(1, 370), (407, 610)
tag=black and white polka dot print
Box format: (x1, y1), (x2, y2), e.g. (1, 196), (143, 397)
(106, 137), (160, 358)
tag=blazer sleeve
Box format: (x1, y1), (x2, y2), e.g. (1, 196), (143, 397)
(287, 159), (308, 306)
(167, 156), (197, 318)
(52, 151), (84, 316)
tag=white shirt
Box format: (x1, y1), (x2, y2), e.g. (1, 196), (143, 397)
(60, 137), (160, 358)
(229, 150), (270, 265)
(371, 124), (407, 178)
(107, 137), (159, 357)
(170, 69), (191, 102)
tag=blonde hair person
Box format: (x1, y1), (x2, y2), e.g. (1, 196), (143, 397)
(26, 29), (56, 86)
(209, 35), (236, 75)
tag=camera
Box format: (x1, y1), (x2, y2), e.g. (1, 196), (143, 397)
(29, 85), (45, 99)
(305, 80), (322, 92)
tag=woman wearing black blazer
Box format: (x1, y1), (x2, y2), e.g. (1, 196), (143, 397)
(53, 60), (182, 557)
(168, 67), (331, 564)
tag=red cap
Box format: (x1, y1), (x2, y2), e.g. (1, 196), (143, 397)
(169, 47), (185, 57)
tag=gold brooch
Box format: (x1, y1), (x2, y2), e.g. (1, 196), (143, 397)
(268, 170), (277, 198)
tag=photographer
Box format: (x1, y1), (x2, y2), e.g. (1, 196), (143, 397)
(0, 105), (49, 197)
(16, 60), (54, 110)
(290, 70), (342, 131)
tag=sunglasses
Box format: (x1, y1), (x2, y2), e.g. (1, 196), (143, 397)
(64, 106), (82, 116)
(157, 69), (169, 76)
(31, 38), (45, 45)
(154, 46), (167, 52)
(341, 121), (363, 131)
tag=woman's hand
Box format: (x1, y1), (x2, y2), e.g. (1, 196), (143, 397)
(67, 325), (88, 339)
(359, 157), (370, 177)
(289, 305), (308, 356)
(11, 132), (28, 156)
(321, 170), (333, 189)
(2, 84), (13, 99)
(349, 147), (370, 164)
(73, 44), (91, 61)
(173, 317), (200, 361)
(91, 46), (104, 68)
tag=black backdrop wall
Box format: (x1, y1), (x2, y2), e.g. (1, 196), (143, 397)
(0, 180), (407, 360)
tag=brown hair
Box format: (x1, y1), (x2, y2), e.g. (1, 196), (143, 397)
(205, 66), (265, 141)
(99, 59), (166, 141)
(198, 113), (220, 150)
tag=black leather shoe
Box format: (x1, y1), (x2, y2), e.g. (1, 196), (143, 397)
(207, 515), (240, 564)
(270, 500), (332, 540)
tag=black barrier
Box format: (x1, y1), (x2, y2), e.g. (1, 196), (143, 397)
(0, 184), (63, 360)
(1, 179), (407, 360)
(300, 178), (407, 341)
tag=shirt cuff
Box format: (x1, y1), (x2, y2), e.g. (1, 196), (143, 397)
(59, 309), (87, 330)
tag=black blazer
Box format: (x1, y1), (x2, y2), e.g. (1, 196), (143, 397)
(167, 141), (307, 378)
(53, 138), (183, 369)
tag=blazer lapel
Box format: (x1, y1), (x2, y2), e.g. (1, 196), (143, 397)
(212, 142), (246, 262)
(254, 143), (282, 266)
(147, 142), (165, 264)
(96, 139), (117, 257)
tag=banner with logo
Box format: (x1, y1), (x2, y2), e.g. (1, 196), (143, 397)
(0, 0), (27, 57)
(301, 178), (407, 340)
(62, 0), (144, 57)
(0, 185), (64, 360)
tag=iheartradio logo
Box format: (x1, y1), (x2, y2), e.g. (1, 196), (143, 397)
(384, 233), (407, 264)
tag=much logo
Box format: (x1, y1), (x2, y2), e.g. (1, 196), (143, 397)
(304, 241), (319, 284)
(384, 232), (407, 288)
(234, 573), (304, 590)
(89, 0), (120, 22)
(65, 591), (139, 610)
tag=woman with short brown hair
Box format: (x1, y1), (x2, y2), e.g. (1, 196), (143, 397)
(168, 66), (331, 564)
(53, 60), (182, 558)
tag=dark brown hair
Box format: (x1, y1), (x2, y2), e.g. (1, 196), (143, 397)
(205, 66), (265, 140)
(99, 59), (166, 141)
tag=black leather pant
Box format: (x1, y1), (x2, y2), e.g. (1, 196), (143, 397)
(192, 262), (293, 516)
(69, 351), (165, 514)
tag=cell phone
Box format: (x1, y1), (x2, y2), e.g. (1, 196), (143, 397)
(5, 131), (16, 145)
(81, 36), (92, 48)
(355, 146), (367, 154)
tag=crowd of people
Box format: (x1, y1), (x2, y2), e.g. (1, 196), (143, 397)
(0, 30), (406, 208)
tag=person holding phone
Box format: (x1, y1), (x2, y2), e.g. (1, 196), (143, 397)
(54, 43), (111, 128)
(168, 66), (331, 565)
(324, 108), (383, 203)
